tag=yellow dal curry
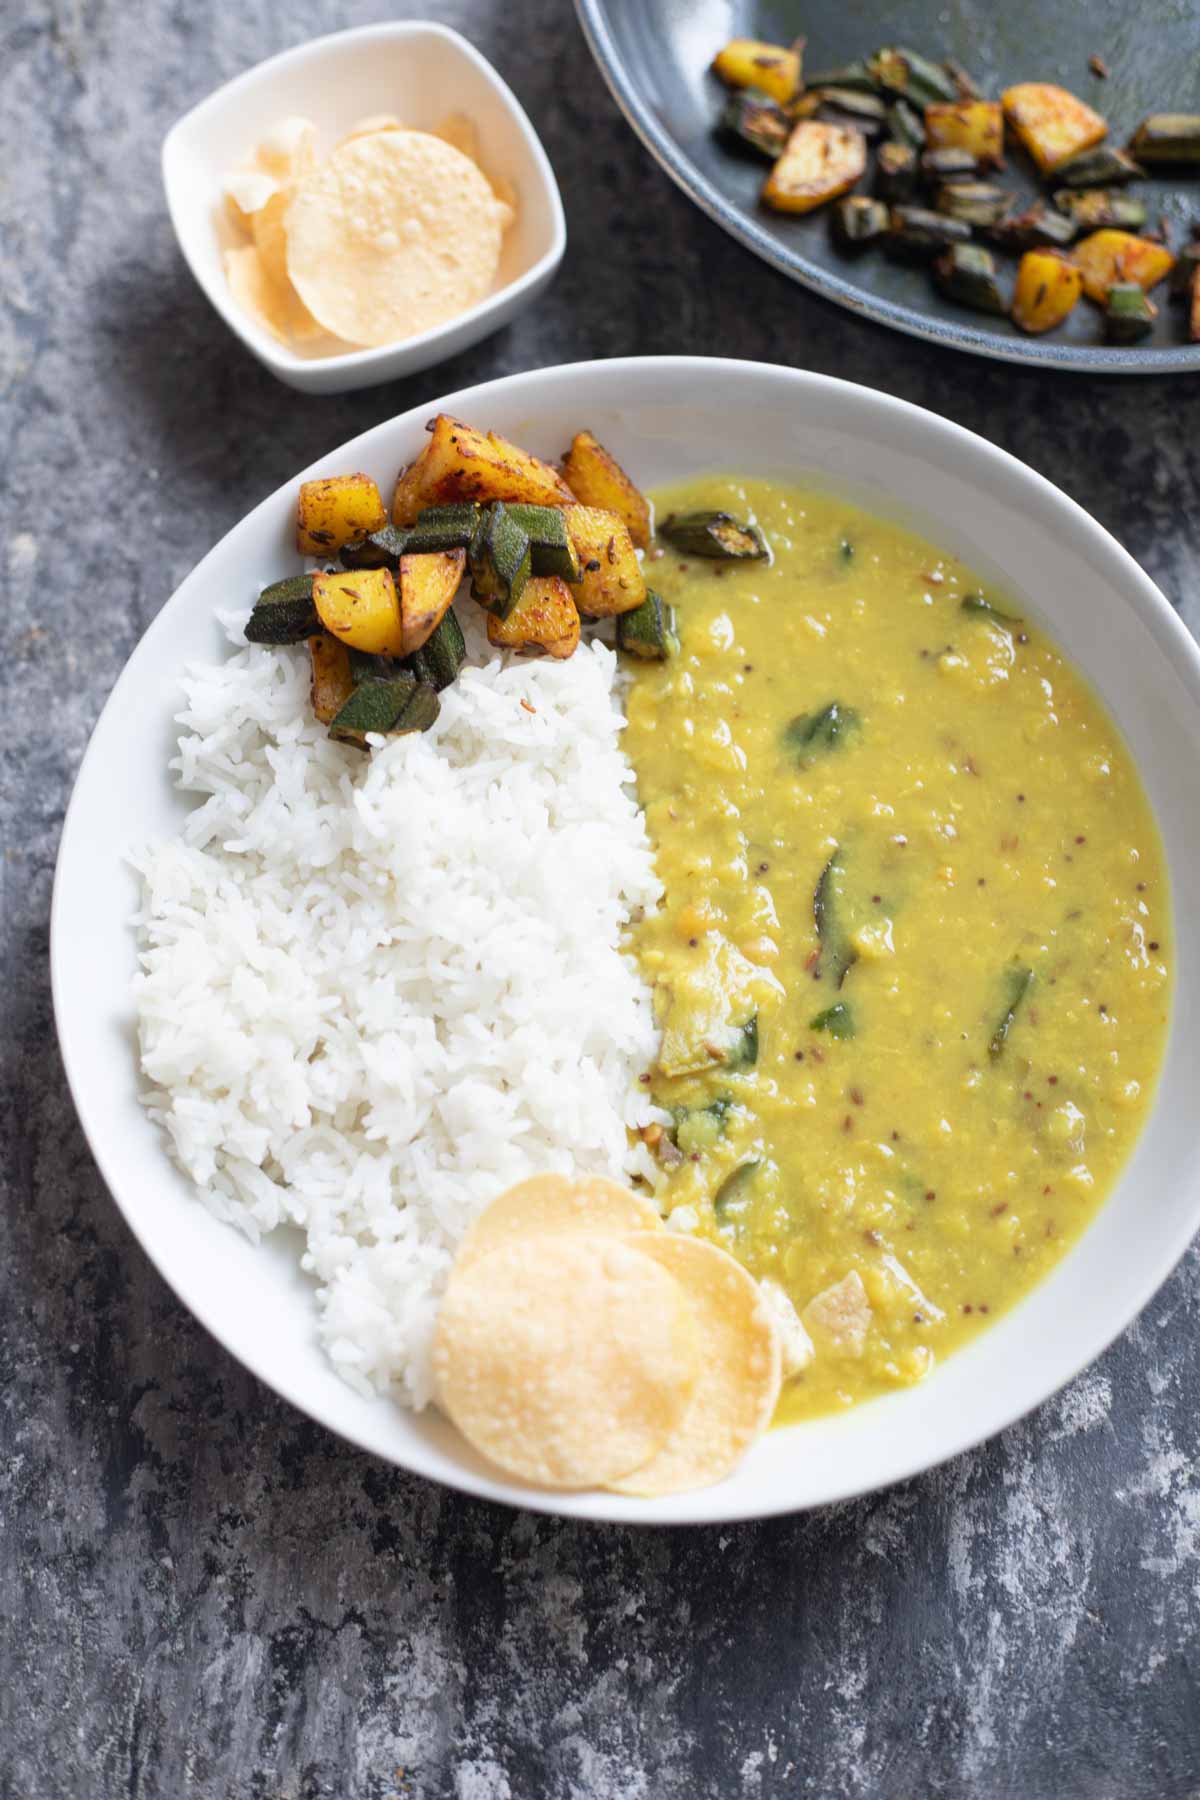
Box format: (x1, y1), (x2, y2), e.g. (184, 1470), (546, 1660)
(626, 476), (1169, 1421)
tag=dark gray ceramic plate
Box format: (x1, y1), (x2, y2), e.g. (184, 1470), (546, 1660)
(575, 0), (1200, 372)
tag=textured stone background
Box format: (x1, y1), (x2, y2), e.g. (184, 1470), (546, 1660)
(2, 3), (1199, 1796)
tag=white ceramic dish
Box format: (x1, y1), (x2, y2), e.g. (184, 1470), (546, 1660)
(53, 357), (1200, 1523)
(161, 23), (567, 394)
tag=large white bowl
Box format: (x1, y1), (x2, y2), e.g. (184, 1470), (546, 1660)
(52, 358), (1200, 1523)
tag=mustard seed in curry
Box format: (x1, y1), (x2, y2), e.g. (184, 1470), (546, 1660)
(626, 475), (1170, 1423)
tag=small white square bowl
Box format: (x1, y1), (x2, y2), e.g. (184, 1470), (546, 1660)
(162, 22), (567, 394)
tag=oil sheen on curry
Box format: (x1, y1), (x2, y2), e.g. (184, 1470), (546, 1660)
(626, 476), (1170, 1423)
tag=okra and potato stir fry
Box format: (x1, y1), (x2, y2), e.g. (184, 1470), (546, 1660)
(244, 418), (698, 748)
(712, 35), (1200, 344)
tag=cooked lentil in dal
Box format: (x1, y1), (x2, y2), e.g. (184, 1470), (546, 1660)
(626, 475), (1170, 1422)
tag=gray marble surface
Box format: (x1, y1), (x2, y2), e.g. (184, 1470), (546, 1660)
(2, 2), (1200, 1795)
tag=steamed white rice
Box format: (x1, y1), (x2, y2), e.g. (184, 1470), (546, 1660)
(133, 609), (663, 1406)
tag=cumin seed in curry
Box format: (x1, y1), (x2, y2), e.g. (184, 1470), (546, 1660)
(626, 475), (1169, 1423)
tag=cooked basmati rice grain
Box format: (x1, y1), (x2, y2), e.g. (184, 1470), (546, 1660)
(133, 607), (662, 1406)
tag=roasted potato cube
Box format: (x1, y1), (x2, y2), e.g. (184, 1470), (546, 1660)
(1011, 249), (1083, 333)
(1073, 229), (1175, 304)
(391, 415), (573, 524)
(391, 457), (431, 529)
(711, 38), (802, 106)
(308, 633), (355, 724)
(1002, 83), (1107, 175)
(762, 121), (866, 213)
(564, 505), (647, 616)
(1109, 235), (1175, 298)
(923, 100), (1004, 167)
(398, 548), (466, 656)
(312, 567), (405, 657)
(486, 575), (580, 658)
(561, 430), (652, 548)
(297, 473), (387, 557)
